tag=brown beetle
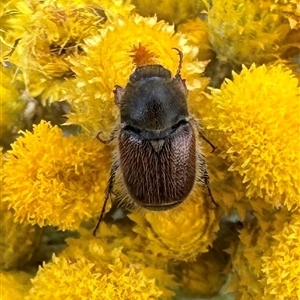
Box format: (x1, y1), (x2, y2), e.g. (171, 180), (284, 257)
(93, 49), (216, 236)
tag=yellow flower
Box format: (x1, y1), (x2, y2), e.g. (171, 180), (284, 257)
(131, 0), (205, 25)
(206, 0), (290, 65)
(0, 270), (32, 300)
(0, 65), (26, 144)
(178, 18), (215, 61)
(261, 211), (300, 299)
(0, 208), (43, 270)
(204, 64), (300, 210)
(1, 0), (134, 102)
(27, 227), (176, 300)
(228, 220), (270, 300)
(176, 248), (229, 298)
(27, 255), (162, 300)
(2, 121), (111, 230)
(229, 209), (299, 300)
(271, 0), (300, 29)
(130, 183), (220, 261)
(66, 14), (208, 135)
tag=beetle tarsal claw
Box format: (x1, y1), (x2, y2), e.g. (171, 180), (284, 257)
(150, 140), (165, 152)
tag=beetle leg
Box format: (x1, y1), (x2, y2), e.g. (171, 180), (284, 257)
(93, 159), (119, 236)
(96, 125), (119, 144)
(190, 118), (217, 153)
(203, 170), (218, 207)
(197, 152), (218, 207)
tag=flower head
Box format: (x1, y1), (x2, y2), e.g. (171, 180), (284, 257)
(229, 209), (300, 300)
(130, 183), (220, 261)
(132, 0), (205, 25)
(0, 270), (32, 300)
(0, 65), (26, 141)
(178, 18), (215, 61)
(203, 64), (300, 210)
(2, 121), (111, 230)
(206, 0), (291, 65)
(27, 226), (177, 300)
(261, 211), (300, 299)
(66, 14), (208, 135)
(1, 0), (134, 102)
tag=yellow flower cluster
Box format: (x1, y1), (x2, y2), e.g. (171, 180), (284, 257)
(261, 211), (300, 299)
(178, 18), (215, 61)
(0, 208), (43, 270)
(2, 121), (111, 230)
(0, 65), (26, 141)
(27, 225), (176, 300)
(206, 0), (291, 65)
(1, 0), (134, 102)
(271, 0), (300, 29)
(229, 209), (300, 300)
(0, 270), (32, 300)
(205, 64), (300, 211)
(130, 183), (220, 261)
(132, 0), (205, 25)
(1, 0), (300, 298)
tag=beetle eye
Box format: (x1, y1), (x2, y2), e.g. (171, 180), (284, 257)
(124, 125), (141, 135)
(171, 119), (187, 131)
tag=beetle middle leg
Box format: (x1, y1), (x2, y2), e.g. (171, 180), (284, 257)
(93, 159), (119, 236)
(190, 117), (217, 153)
(197, 152), (218, 207)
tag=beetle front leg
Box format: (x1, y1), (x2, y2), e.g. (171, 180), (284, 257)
(96, 125), (120, 144)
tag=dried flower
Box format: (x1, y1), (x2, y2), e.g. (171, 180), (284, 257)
(0, 270), (32, 300)
(206, 0), (290, 65)
(2, 121), (111, 230)
(27, 225), (177, 300)
(1, 0), (134, 102)
(130, 183), (220, 261)
(204, 64), (300, 210)
(132, 0), (205, 25)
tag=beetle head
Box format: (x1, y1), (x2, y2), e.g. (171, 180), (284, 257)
(114, 51), (189, 132)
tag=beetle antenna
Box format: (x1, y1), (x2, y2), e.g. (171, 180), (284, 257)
(172, 47), (183, 77)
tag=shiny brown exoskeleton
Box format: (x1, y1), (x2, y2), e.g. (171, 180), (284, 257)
(93, 49), (216, 236)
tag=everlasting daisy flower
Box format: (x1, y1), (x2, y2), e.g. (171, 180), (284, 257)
(65, 226), (177, 298)
(66, 14), (208, 136)
(202, 64), (300, 210)
(175, 248), (229, 298)
(229, 209), (299, 300)
(178, 18), (215, 61)
(228, 220), (270, 299)
(2, 121), (111, 230)
(261, 211), (300, 299)
(27, 227), (177, 300)
(206, 0), (291, 65)
(132, 0), (205, 25)
(0, 270), (32, 300)
(1, 0), (134, 102)
(27, 255), (163, 300)
(271, 0), (300, 29)
(0, 65), (26, 141)
(0, 208), (43, 270)
(1, 148), (43, 270)
(130, 183), (220, 261)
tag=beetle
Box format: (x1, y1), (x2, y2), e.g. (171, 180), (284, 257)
(93, 48), (216, 236)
